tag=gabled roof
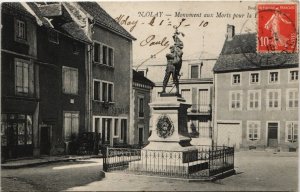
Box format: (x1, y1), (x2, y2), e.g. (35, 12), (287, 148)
(214, 33), (299, 73)
(2, 2), (91, 43)
(133, 70), (155, 87)
(78, 2), (136, 40)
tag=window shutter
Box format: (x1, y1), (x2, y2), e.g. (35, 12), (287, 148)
(72, 113), (79, 136)
(62, 68), (66, 92)
(16, 62), (23, 93)
(287, 123), (292, 140)
(74, 70), (78, 94)
(64, 113), (71, 140)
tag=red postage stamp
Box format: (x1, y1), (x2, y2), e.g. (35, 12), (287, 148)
(257, 3), (297, 53)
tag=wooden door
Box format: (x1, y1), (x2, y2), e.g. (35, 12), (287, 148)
(268, 123), (278, 147)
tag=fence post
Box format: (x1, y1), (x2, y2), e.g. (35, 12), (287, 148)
(222, 145), (225, 176)
(232, 147), (235, 169)
(103, 146), (108, 172)
(208, 148), (211, 177)
(187, 152), (190, 179)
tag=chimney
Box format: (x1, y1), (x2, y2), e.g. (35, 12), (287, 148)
(226, 24), (235, 41)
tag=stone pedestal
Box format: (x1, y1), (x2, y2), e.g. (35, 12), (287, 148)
(144, 94), (195, 151)
(129, 94), (199, 172)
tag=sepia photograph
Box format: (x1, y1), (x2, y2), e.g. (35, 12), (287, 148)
(0, 0), (298, 191)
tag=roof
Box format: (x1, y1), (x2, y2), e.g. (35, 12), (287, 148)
(133, 70), (155, 87)
(27, 3), (53, 28)
(78, 2), (136, 40)
(2, 3), (91, 43)
(59, 22), (91, 43)
(2, 2), (32, 17)
(214, 33), (299, 73)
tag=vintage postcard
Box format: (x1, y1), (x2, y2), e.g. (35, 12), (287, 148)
(1, 0), (299, 191)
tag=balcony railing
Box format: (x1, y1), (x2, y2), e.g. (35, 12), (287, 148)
(189, 104), (211, 114)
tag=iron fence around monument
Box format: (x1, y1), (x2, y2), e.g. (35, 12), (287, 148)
(103, 145), (235, 179)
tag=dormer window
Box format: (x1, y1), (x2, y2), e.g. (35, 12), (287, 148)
(232, 74), (241, 85)
(268, 70), (280, 84)
(15, 19), (27, 42)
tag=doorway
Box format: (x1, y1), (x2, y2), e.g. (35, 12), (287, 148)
(40, 126), (51, 155)
(268, 122), (278, 147)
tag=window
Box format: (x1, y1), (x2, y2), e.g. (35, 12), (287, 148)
(248, 90), (261, 110)
(15, 59), (30, 95)
(250, 72), (260, 84)
(101, 81), (113, 102)
(62, 66), (78, 94)
(93, 80), (101, 101)
(138, 96), (144, 118)
(232, 74), (241, 85)
(247, 121), (260, 141)
(114, 119), (119, 136)
(93, 42), (114, 67)
(48, 30), (59, 44)
(267, 89), (281, 110)
(286, 121), (298, 143)
(94, 43), (100, 62)
(15, 19), (26, 41)
(229, 91), (242, 110)
(287, 89), (298, 109)
(64, 112), (79, 141)
(191, 65), (199, 79)
(269, 71), (279, 83)
(1, 114), (33, 146)
(120, 119), (127, 142)
(289, 70), (298, 82)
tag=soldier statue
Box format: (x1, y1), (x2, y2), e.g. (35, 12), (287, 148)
(161, 29), (184, 95)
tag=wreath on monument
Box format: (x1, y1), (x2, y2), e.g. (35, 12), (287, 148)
(156, 115), (174, 138)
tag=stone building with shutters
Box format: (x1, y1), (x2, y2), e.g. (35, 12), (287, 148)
(78, 2), (136, 147)
(132, 70), (154, 146)
(135, 53), (217, 146)
(1, 2), (91, 159)
(213, 25), (298, 152)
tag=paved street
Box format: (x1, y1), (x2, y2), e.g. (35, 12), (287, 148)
(1, 151), (298, 191)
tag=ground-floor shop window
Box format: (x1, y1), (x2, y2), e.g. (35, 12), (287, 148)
(1, 114), (33, 158)
(1, 114), (33, 146)
(93, 117), (127, 145)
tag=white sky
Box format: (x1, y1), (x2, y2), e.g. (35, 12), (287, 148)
(100, 1), (257, 66)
